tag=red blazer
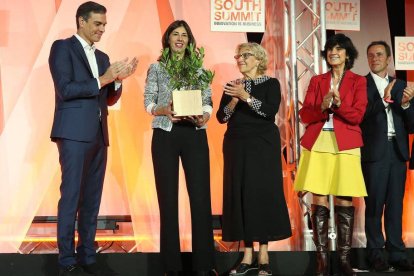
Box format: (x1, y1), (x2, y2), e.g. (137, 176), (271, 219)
(300, 71), (367, 151)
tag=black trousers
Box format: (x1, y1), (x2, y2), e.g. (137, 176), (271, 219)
(151, 125), (215, 272)
(363, 138), (407, 262)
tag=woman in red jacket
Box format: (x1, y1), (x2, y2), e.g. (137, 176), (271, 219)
(294, 33), (367, 276)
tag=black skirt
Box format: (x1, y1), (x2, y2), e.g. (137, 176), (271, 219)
(221, 127), (292, 242)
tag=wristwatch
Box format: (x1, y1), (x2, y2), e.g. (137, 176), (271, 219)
(246, 96), (252, 104)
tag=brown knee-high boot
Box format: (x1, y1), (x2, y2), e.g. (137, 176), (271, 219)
(311, 204), (330, 276)
(335, 206), (356, 276)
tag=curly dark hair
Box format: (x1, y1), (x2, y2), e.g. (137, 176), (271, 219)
(161, 20), (196, 58)
(321, 33), (358, 70)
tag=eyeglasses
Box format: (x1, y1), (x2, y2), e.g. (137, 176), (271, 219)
(234, 53), (255, 60)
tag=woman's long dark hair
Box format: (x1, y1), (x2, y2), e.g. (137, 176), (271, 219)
(161, 20), (196, 58)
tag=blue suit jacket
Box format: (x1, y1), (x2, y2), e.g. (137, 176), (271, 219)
(361, 73), (414, 162)
(49, 35), (121, 146)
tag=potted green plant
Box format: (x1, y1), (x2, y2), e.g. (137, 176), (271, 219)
(159, 43), (214, 116)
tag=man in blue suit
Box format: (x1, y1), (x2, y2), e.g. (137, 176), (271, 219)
(48, 2), (137, 275)
(361, 41), (414, 272)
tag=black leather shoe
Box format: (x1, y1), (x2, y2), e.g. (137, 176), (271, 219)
(370, 258), (391, 272)
(58, 265), (89, 276)
(81, 263), (119, 276)
(390, 259), (414, 271)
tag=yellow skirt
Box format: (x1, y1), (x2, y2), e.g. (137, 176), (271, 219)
(294, 131), (367, 197)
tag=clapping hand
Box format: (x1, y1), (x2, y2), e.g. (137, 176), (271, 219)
(99, 57), (139, 86)
(383, 79), (396, 103)
(100, 59), (127, 86)
(402, 85), (414, 105)
(321, 91), (334, 111)
(332, 88), (341, 107)
(100, 60), (126, 85)
(117, 57), (139, 81)
(224, 82), (250, 102)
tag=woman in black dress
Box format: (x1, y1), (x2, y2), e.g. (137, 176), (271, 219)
(217, 42), (291, 276)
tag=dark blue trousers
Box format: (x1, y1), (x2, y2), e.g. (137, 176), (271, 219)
(363, 138), (407, 263)
(56, 129), (107, 267)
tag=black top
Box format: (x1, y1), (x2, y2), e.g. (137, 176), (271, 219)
(216, 77), (281, 138)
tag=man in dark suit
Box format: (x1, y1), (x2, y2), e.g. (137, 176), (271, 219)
(48, 2), (137, 275)
(361, 41), (414, 272)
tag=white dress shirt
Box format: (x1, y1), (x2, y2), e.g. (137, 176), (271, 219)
(75, 34), (101, 88)
(370, 72), (395, 136)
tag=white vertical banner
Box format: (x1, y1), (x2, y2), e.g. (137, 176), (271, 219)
(210, 0), (265, 32)
(395, 36), (414, 70)
(325, 0), (360, 31)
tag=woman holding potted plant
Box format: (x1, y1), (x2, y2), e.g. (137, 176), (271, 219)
(144, 20), (217, 276)
(216, 43), (292, 276)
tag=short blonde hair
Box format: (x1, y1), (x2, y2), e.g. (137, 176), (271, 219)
(236, 42), (268, 75)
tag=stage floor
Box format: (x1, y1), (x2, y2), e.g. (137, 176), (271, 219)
(1, 250), (414, 276)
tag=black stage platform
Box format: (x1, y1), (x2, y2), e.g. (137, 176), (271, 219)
(1, 250), (414, 276)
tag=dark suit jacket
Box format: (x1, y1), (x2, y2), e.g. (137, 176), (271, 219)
(49, 35), (121, 146)
(300, 71), (367, 151)
(361, 73), (414, 163)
